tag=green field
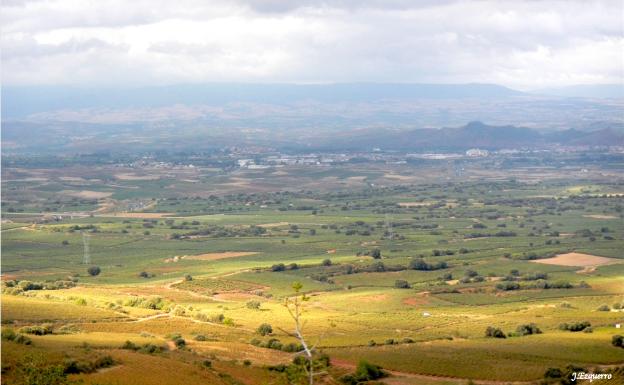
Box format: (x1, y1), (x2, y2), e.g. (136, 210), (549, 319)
(2, 162), (624, 385)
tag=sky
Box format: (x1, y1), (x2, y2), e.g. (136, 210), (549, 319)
(1, 0), (623, 90)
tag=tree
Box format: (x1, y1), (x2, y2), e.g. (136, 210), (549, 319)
(409, 258), (429, 270)
(394, 280), (410, 289)
(516, 323), (542, 336)
(612, 335), (624, 348)
(282, 282), (328, 385)
(485, 326), (506, 338)
(87, 266), (101, 276)
(271, 263), (286, 272)
(257, 323), (273, 336)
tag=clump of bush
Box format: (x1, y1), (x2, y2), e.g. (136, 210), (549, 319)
(394, 280), (410, 289)
(63, 355), (115, 374)
(121, 340), (163, 354)
(496, 281), (520, 291)
(542, 365), (588, 384)
(19, 324), (53, 335)
(123, 296), (170, 310)
(408, 258), (448, 271)
(612, 335), (624, 348)
(2, 328), (32, 345)
(513, 323), (542, 336)
(485, 326), (506, 338)
(559, 321), (591, 332)
(496, 280), (576, 291)
(250, 337), (304, 353)
(268, 353), (330, 385)
(340, 360), (386, 385)
(2, 279), (76, 295)
(257, 323), (273, 336)
(87, 266), (101, 276)
(246, 300), (261, 310)
(597, 304), (611, 311)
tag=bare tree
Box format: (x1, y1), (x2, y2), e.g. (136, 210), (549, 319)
(282, 281), (326, 385)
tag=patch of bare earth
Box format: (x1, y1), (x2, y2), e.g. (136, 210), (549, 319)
(402, 294), (430, 306)
(183, 252), (258, 261)
(104, 212), (175, 218)
(258, 222), (289, 228)
(63, 190), (113, 199)
(115, 173), (160, 181)
(397, 202), (430, 207)
(583, 214), (618, 219)
(356, 294), (388, 302)
(532, 252), (620, 270)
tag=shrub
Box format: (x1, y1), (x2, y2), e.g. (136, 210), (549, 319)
(322, 258), (332, 266)
(281, 342), (302, 352)
(139, 343), (162, 354)
(202, 360), (212, 368)
(612, 335), (623, 348)
(87, 266), (101, 276)
(171, 305), (186, 316)
(394, 280), (410, 289)
(265, 338), (282, 350)
(559, 321), (591, 332)
(184, 274), (193, 281)
(597, 304), (611, 311)
(194, 334), (207, 341)
(371, 249), (382, 259)
(496, 282), (520, 291)
(257, 323), (273, 336)
(246, 300), (261, 310)
(515, 323), (542, 336)
(485, 326), (506, 338)
(14, 334), (32, 345)
(465, 269), (479, 277)
(173, 337), (186, 348)
(19, 324), (53, 335)
(2, 328), (17, 341)
(122, 340), (139, 351)
(271, 263), (286, 272)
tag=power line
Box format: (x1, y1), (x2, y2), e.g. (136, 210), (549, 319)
(82, 231), (91, 265)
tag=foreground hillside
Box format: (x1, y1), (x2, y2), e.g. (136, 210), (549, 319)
(2, 169), (624, 384)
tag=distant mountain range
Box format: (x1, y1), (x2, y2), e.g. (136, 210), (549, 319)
(534, 84), (624, 99)
(315, 121), (624, 150)
(2, 83), (524, 119)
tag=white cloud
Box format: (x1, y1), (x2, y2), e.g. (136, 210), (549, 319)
(1, 0), (622, 88)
